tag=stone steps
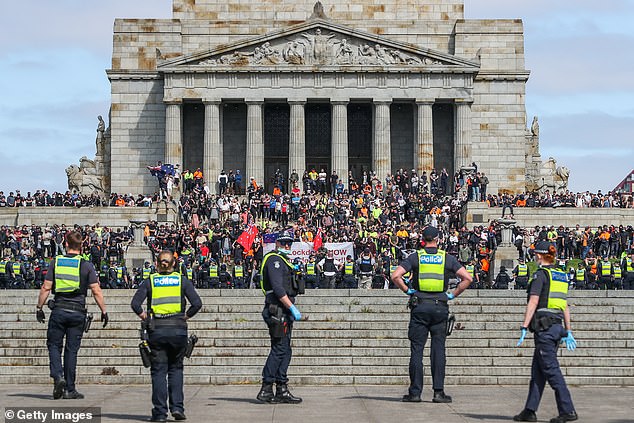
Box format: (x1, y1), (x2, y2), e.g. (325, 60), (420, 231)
(0, 290), (632, 385)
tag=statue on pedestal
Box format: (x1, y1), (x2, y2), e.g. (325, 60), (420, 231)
(66, 115), (111, 197)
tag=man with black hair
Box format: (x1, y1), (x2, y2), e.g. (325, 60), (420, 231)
(391, 226), (472, 404)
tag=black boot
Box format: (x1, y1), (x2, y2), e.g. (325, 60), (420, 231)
(256, 383), (275, 403)
(432, 391), (452, 403)
(274, 384), (302, 404)
(513, 409), (537, 422)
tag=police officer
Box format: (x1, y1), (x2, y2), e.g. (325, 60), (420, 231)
(391, 226), (472, 403)
(622, 250), (634, 290)
(356, 247), (376, 289)
(613, 263), (623, 290)
(513, 258), (530, 290)
(35, 230), (109, 399)
(131, 250), (202, 422)
(142, 261), (155, 281)
(514, 241), (578, 423)
(0, 257), (7, 289)
(256, 230), (303, 404)
(597, 255), (612, 290)
(342, 255), (357, 289)
(304, 255), (319, 289)
(573, 263), (587, 290)
(209, 259), (220, 289)
(219, 263), (232, 289)
(233, 259), (246, 289)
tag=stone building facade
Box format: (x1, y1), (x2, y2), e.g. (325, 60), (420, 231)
(107, 0), (532, 194)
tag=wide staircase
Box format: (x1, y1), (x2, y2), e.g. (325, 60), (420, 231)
(0, 290), (633, 386)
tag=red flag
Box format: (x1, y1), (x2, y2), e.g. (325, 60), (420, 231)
(313, 228), (323, 251)
(237, 224), (258, 251)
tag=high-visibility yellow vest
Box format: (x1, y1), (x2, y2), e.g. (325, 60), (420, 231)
(117, 267), (124, 279)
(143, 268), (151, 279)
(466, 265), (475, 277)
(542, 268), (569, 312)
(601, 261), (612, 276)
(0, 261), (6, 274)
(416, 250), (446, 293)
(209, 265), (218, 277)
(614, 266), (622, 279)
(517, 264), (528, 277)
(186, 268), (193, 280)
(306, 263), (316, 275)
(390, 265), (397, 274)
(344, 262), (354, 275)
(150, 273), (182, 315)
(234, 265), (244, 278)
(12, 262), (21, 275)
(54, 255), (82, 294)
(260, 252), (293, 294)
(626, 258), (633, 273)
(575, 268), (585, 281)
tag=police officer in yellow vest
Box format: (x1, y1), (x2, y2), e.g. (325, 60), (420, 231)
(622, 250), (634, 290)
(513, 258), (530, 290)
(131, 250), (202, 422)
(0, 257), (7, 289)
(304, 254), (319, 289)
(142, 261), (155, 281)
(391, 226), (472, 403)
(233, 259), (246, 289)
(257, 230), (303, 404)
(465, 259), (480, 289)
(514, 241), (578, 423)
(613, 263), (623, 290)
(597, 256), (613, 290)
(342, 255), (357, 289)
(573, 263), (587, 290)
(35, 231), (109, 400)
(209, 259), (220, 289)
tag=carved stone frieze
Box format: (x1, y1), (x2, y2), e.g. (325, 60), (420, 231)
(197, 29), (443, 67)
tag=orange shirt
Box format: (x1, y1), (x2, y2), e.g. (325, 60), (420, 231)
(115, 198), (125, 207)
(193, 170), (203, 179)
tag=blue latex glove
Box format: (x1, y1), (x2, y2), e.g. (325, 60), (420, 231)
(561, 331), (577, 351)
(517, 328), (528, 347)
(446, 292), (455, 300)
(289, 304), (301, 321)
(405, 288), (416, 295)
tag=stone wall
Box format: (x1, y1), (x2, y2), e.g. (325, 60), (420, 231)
(0, 206), (177, 228)
(108, 0), (530, 195)
(466, 203), (634, 229)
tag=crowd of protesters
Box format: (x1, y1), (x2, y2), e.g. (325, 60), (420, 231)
(2, 163), (633, 291)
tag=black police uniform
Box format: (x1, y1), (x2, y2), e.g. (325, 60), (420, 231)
(258, 249), (301, 402)
(45, 255), (99, 398)
(131, 273), (202, 421)
(399, 247), (462, 401)
(621, 256), (634, 290)
(521, 266), (576, 419)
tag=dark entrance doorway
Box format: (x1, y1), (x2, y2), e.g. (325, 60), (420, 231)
(347, 103), (372, 184)
(390, 102), (414, 173)
(433, 103), (455, 183)
(222, 102), (247, 180)
(264, 103), (290, 193)
(182, 102), (204, 174)
(305, 103), (332, 192)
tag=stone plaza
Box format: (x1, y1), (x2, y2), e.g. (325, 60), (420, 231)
(100, 0), (562, 196)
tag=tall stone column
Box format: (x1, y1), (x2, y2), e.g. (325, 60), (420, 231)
(373, 100), (391, 183)
(164, 100), (182, 167)
(416, 100), (434, 174)
(331, 100), (348, 185)
(454, 99), (473, 172)
(203, 100), (222, 194)
(245, 100), (264, 187)
(288, 100), (306, 182)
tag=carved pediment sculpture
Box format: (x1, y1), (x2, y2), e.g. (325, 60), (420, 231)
(197, 29), (443, 67)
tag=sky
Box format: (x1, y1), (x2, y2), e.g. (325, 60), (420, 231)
(0, 0), (632, 193)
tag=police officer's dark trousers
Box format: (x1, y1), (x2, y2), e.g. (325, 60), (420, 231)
(407, 300), (448, 397)
(624, 276), (634, 290)
(525, 324), (575, 416)
(343, 275), (357, 289)
(262, 306), (293, 384)
(149, 326), (188, 419)
(47, 308), (85, 392)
